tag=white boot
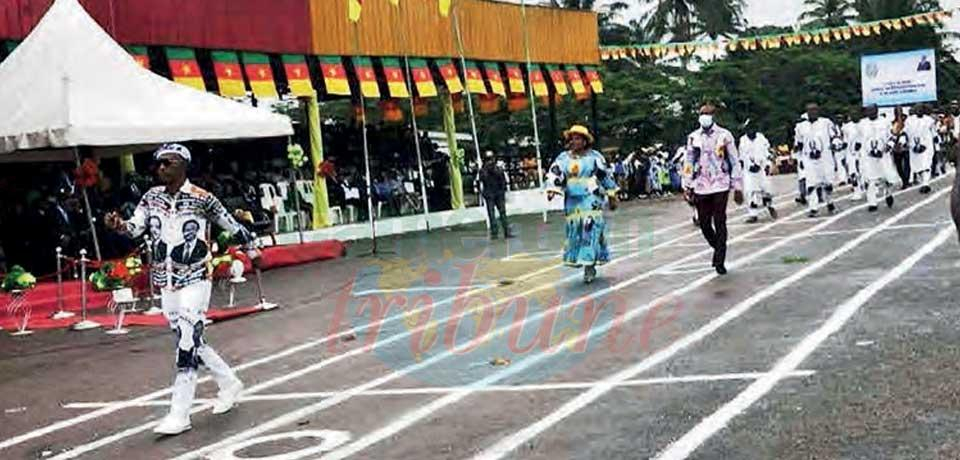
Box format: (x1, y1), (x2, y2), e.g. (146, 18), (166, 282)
(154, 371), (196, 435)
(200, 346), (243, 415)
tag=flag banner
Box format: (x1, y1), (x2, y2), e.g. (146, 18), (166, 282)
(242, 52), (278, 99)
(382, 57), (410, 98)
(436, 59), (464, 94)
(410, 58), (438, 97)
(127, 46), (149, 69)
(506, 63), (525, 94)
(349, 0), (363, 22)
(320, 56), (351, 96)
(482, 62), (506, 97)
(584, 66), (603, 94)
(463, 60), (487, 95)
(352, 56), (381, 98)
(546, 65), (569, 96)
(528, 65), (548, 97)
(211, 51), (247, 98)
(166, 47), (206, 91)
(283, 54), (315, 97)
(565, 65), (587, 97)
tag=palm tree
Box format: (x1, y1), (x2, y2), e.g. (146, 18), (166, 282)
(695, 0), (746, 39)
(800, 0), (856, 28)
(851, 0), (940, 21)
(641, 0), (745, 42)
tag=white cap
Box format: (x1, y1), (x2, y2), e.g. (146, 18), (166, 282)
(154, 143), (192, 162)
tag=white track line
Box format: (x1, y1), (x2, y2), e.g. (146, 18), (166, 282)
(309, 184), (934, 460)
(473, 185), (951, 460)
(46, 190), (805, 460)
(657, 223), (955, 458)
(351, 285), (495, 296)
(168, 192), (834, 460)
(61, 370), (817, 409)
(655, 223), (956, 460)
(2, 189), (749, 455)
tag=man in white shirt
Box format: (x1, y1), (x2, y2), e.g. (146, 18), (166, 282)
(840, 112), (865, 200)
(857, 105), (901, 212)
(794, 103), (839, 217)
(738, 124), (777, 223)
(904, 103), (938, 194)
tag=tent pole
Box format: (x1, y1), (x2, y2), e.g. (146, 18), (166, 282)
(451, 4), (486, 214)
(520, 0), (547, 224)
(74, 148), (102, 261)
(359, 96), (378, 254)
(405, 57), (432, 233)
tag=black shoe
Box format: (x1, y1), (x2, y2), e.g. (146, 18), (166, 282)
(692, 216), (699, 227)
(868, 206), (878, 213)
(826, 203), (836, 214)
(768, 207), (778, 220)
(795, 196), (805, 205)
(807, 210), (818, 218)
(886, 195), (895, 208)
(745, 216), (759, 224)
(920, 186), (931, 194)
(584, 266), (597, 284)
(715, 264), (728, 275)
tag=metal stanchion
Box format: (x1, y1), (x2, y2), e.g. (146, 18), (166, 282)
(7, 290), (33, 336)
(51, 246), (75, 320)
(71, 249), (101, 330)
(105, 288), (133, 335)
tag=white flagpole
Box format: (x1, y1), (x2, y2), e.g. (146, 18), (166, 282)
(520, 0), (547, 223)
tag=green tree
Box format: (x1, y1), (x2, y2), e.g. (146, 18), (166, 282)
(852, 0), (940, 21)
(800, 0), (857, 28)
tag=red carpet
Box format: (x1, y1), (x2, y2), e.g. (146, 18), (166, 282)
(0, 305), (263, 331)
(0, 240), (343, 332)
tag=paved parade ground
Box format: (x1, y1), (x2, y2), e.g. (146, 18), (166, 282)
(2, 173), (960, 460)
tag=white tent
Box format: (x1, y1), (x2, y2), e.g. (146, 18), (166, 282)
(0, 0), (294, 160)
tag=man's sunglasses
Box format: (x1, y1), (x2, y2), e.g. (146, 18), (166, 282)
(155, 158), (181, 167)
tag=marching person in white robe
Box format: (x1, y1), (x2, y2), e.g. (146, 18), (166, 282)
(858, 104), (901, 212)
(841, 113), (865, 200)
(794, 103), (839, 217)
(903, 103), (938, 194)
(738, 123), (778, 223)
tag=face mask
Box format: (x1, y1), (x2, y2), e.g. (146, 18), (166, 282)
(698, 115), (714, 129)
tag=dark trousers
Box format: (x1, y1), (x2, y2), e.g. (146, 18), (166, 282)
(695, 191), (729, 267)
(893, 151), (911, 186)
(484, 194), (509, 236)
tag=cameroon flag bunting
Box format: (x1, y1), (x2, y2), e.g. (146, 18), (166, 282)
(528, 65), (548, 97)
(565, 65), (588, 98)
(320, 56), (351, 96)
(546, 65), (569, 96)
(348, 0), (363, 22)
(382, 58), (410, 98)
(127, 46), (149, 69)
(462, 61), (487, 95)
(242, 52), (278, 99)
(410, 58), (438, 97)
(482, 63), (506, 97)
(439, 0), (452, 17)
(505, 64), (525, 95)
(352, 57), (381, 98)
(283, 55), (315, 97)
(584, 66), (604, 94)
(211, 51), (246, 98)
(166, 47), (205, 91)
(436, 59), (463, 94)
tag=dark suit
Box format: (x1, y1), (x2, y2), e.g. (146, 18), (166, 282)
(151, 240), (168, 263)
(170, 240), (208, 265)
(479, 162), (510, 237)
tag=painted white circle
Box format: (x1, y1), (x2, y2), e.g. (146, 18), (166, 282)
(207, 430), (352, 460)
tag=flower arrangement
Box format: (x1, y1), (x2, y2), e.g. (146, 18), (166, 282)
(74, 158), (100, 188)
(89, 256), (142, 292)
(287, 143), (307, 169)
(316, 160), (336, 179)
(2, 265), (37, 292)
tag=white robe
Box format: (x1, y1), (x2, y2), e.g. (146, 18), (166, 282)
(841, 121), (860, 179)
(794, 118), (838, 187)
(739, 133), (772, 199)
(857, 117), (900, 185)
(904, 114), (937, 174)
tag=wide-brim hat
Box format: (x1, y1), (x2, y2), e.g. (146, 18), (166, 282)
(563, 125), (594, 144)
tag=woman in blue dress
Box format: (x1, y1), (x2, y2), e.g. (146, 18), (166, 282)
(545, 125), (619, 283)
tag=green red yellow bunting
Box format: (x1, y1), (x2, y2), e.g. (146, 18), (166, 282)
(382, 58), (410, 99)
(584, 66), (603, 94)
(409, 58), (438, 98)
(282, 54), (315, 97)
(165, 47), (205, 91)
(127, 46), (149, 69)
(565, 65), (587, 97)
(462, 60), (487, 95)
(546, 65), (568, 96)
(211, 51), (246, 98)
(320, 56), (351, 96)
(482, 62), (506, 97)
(528, 65), (548, 97)
(352, 57), (381, 98)
(436, 59), (463, 94)
(241, 52), (278, 99)
(505, 64), (525, 95)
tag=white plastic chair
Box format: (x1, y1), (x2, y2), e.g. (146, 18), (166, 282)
(258, 183), (280, 234)
(329, 206), (343, 225)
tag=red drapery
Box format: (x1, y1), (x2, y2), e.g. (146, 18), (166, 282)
(0, 0), (312, 53)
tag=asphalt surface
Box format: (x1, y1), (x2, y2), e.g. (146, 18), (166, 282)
(1, 173), (958, 460)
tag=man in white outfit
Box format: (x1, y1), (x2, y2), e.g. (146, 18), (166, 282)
(841, 112), (865, 200)
(738, 123), (778, 223)
(106, 144), (261, 436)
(794, 103), (839, 217)
(858, 105), (901, 212)
(904, 103), (938, 194)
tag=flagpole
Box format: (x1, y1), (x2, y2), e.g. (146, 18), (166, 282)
(352, 21), (380, 255)
(451, 2), (487, 218)
(520, 0), (547, 223)
(394, 2), (432, 232)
